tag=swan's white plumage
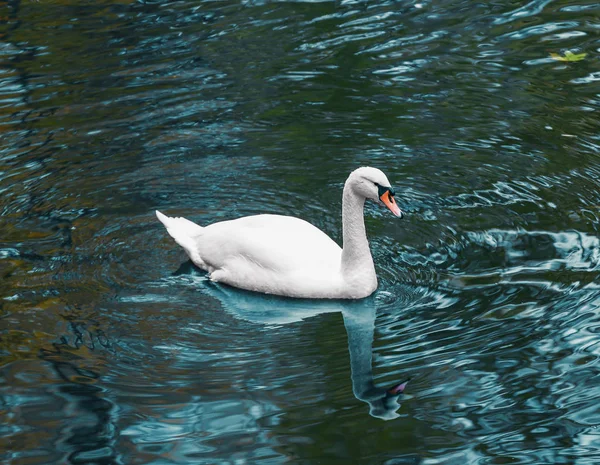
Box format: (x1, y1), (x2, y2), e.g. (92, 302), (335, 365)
(155, 210), (205, 266)
(156, 167), (401, 299)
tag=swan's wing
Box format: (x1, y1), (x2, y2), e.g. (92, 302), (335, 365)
(196, 214), (341, 273)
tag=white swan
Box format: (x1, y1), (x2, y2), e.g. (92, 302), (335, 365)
(156, 167), (403, 299)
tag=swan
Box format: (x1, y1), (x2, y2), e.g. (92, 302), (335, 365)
(156, 166), (403, 299)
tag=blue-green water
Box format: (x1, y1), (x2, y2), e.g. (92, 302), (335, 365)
(2, 1), (600, 464)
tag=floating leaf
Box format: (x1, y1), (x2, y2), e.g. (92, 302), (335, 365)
(550, 51), (587, 62)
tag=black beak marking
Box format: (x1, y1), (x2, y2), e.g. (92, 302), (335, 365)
(377, 184), (395, 199)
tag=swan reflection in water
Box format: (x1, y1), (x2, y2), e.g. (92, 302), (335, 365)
(174, 262), (409, 420)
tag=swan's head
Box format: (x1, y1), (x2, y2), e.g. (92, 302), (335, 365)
(346, 167), (404, 218)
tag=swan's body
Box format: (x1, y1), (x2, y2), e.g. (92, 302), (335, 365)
(156, 167), (402, 299)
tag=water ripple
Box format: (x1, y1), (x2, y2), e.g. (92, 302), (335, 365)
(493, 0), (554, 25)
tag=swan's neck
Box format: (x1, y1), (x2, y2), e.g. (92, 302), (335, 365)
(341, 183), (375, 278)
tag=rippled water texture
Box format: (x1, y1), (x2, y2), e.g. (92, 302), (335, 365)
(2, 1), (600, 464)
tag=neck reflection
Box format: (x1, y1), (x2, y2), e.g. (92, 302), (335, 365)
(342, 301), (408, 420)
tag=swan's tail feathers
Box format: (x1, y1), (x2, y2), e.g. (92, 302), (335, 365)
(155, 210), (205, 267)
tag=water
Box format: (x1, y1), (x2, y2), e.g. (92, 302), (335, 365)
(2, 0), (600, 463)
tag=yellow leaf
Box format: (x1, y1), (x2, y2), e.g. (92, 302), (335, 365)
(550, 51), (587, 62)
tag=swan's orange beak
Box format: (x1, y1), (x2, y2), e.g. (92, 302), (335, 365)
(380, 190), (403, 218)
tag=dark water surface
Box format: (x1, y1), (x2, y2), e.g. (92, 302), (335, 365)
(2, 1), (600, 463)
